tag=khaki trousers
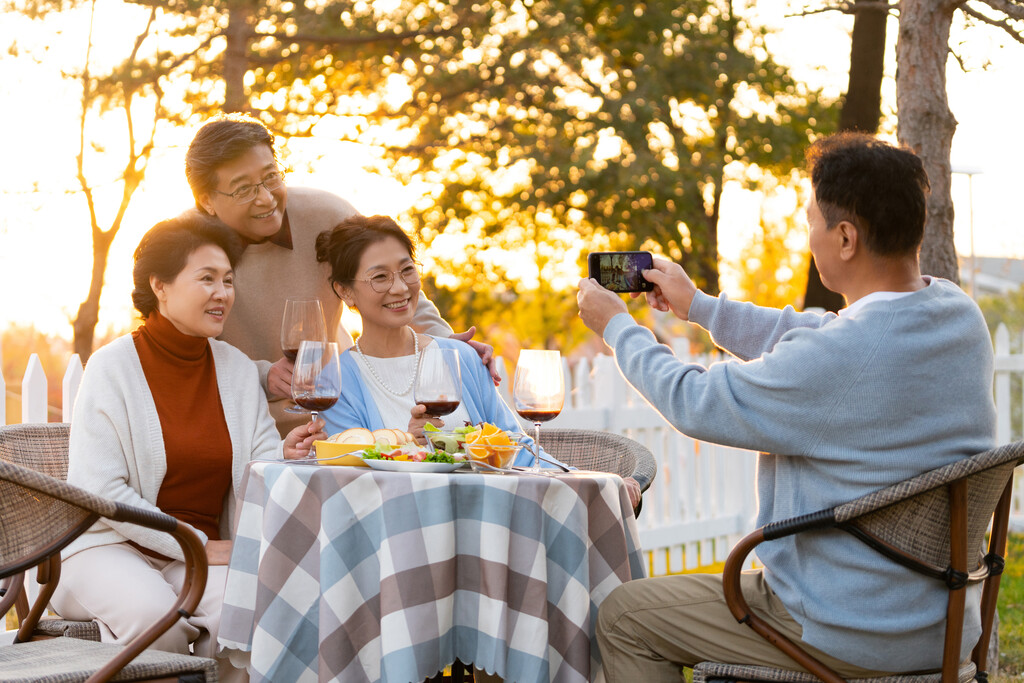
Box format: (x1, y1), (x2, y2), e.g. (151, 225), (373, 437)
(596, 570), (893, 682)
(51, 543), (247, 683)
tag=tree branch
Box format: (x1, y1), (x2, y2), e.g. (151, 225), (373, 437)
(76, 0), (99, 240)
(253, 23), (460, 47)
(164, 32), (219, 72)
(785, 1), (898, 18)
(961, 2), (1024, 43)
(969, 0), (1024, 21)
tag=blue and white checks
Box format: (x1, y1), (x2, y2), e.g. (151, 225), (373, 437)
(219, 462), (645, 682)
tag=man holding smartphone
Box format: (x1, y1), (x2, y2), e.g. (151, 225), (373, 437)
(577, 133), (995, 679)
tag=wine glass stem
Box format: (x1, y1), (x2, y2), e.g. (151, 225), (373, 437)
(533, 422), (541, 468)
(307, 411), (319, 458)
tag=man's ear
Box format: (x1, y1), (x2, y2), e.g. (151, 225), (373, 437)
(198, 194), (217, 216)
(837, 221), (858, 261)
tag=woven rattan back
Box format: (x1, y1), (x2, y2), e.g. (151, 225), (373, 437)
(835, 443), (1024, 572)
(0, 461), (112, 579)
(848, 463), (1017, 571)
(540, 429), (656, 483)
(0, 422), (71, 480)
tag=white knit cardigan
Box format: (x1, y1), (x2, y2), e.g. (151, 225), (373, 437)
(63, 334), (284, 562)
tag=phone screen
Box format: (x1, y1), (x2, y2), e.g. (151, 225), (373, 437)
(588, 251), (655, 293)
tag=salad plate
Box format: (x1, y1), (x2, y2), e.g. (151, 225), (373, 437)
(362, 459), (464, 474)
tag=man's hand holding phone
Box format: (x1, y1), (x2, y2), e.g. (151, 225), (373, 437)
(577, 277), (629, 336)
(578, 252), (700, 333)
(639, 258), (698, 321)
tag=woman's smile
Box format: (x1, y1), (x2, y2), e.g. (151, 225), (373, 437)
(383, 298), (412, 311)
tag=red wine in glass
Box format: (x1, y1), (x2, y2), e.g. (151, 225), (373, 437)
(414, 347), (463, 421)
(512, 350), (565, 469)
(282, 347), (299, 362)
(516, 408), (560, 423)
(291, 341), (342, 457)
(420, 400), (461, 417)
(293, 395), (339, 412)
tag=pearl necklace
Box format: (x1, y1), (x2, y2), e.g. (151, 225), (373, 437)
(354, 326), (420, 396)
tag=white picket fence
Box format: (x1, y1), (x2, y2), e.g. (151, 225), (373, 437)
(3, 326), (1024, 582)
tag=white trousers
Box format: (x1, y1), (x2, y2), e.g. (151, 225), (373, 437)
(51, 543), (247, 683)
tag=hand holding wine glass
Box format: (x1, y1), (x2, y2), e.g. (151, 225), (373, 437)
(291, 341), (342, 457)
(414, 346), (463, 421)
(513, 349), (565, 470)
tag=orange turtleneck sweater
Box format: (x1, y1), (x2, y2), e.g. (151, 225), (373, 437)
(132, 310), (233, 542)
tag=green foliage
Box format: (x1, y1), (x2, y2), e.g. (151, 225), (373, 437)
(12, 0), (835, 352)
(348, 0), (834, 294)
(337, 0), (833, 335)
(978, 287), (1024, 440)
(979, 286), (1024, 345)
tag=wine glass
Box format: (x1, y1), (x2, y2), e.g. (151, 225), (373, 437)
(414, 346), (462, 422)
(291, 341), (342, 457)
(282, 299), (328, 413)
(512, 349), (565, 469)
(281, 299), (328, 362)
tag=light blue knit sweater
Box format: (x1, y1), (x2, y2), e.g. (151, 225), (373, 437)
(603, 277), (995, 670)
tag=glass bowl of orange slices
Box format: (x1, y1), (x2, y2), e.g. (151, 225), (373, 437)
(463, 423), (526, 472)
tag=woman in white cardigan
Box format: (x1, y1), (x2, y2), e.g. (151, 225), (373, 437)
(51, 214), (324, 682)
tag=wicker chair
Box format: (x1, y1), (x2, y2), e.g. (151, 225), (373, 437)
(0, 422), (103, 642)
(0, 459), (218, 682)
(538, 429), (658, 516)
(692, 440), (1024, 683)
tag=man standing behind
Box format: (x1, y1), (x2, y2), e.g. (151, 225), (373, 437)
(185, 114), (496, 433)
(577, 133), (995, 678)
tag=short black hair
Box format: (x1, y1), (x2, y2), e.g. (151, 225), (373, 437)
(315, 215), (415, 294)
(185, 113), (276, 206)
(806, 132), (930, 256)
(132, 213), (243, 318)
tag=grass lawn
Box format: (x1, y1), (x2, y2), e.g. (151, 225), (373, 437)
(993, 532), (1024, 681)
(675, 534), (1024, 681)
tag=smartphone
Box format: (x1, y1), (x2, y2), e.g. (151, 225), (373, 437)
(587, 251), (655, 293)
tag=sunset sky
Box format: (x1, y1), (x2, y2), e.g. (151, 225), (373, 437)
(1, 2), (1022, 341)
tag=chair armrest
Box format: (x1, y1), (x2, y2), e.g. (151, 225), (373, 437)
(721, 522), (845, 683)
(0, 462), (209, 683)
(89, 505), (208, 683)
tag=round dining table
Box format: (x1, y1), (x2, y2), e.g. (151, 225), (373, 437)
(218, 460), (646, 683)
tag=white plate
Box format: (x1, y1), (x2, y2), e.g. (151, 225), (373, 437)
(362, 458), (463, 473)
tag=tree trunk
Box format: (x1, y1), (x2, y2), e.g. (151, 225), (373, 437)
(839, 0), (888, 133)
(895, 0), (960, 283)
(804, 0), (889, 312)
(72, 231), (114, 362)
(702, 0), (738, 298)
(223, 3), (253, 113)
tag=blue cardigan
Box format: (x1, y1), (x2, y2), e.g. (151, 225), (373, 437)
(322, 337), (551, 469)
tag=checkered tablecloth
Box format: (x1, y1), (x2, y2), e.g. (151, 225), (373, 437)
(218, 462), (646, 683)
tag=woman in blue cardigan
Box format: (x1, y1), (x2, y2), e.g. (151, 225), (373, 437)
(314, 214), (544, 468)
